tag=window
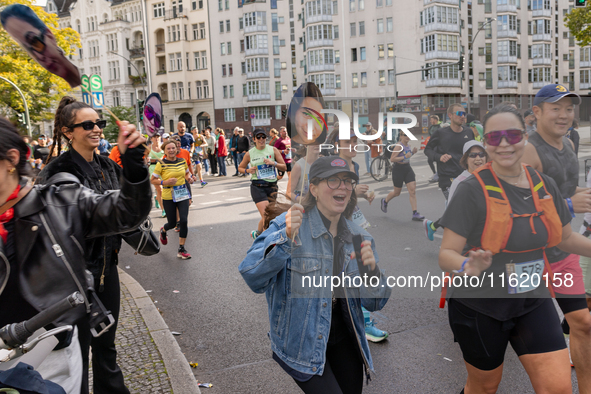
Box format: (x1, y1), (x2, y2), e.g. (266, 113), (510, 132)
(230, 85), (234, 97)
(239, 17), (243, 30)
(582, 47), (591, 62)
(388, 69), (394, 84)
(199, 23), (206, 39)
(223, 85), (228, 98)
(376, 0), (383, 6)
(203, 81), (209, 98)
(358, 0), (364, 10)
(200, 51), (207, 68)
(218, 0), (222, 10)
(178, 82), (184, 100)
(336, 74), (341, 88)
(251, 106), (270, 120)
(377, 18), (383, 33)
(220, 21), (224, 33)
(195, 81), (202, 99)
(244, 11), (267, 28)
(498, 65), (518, 82)
(308, 74), (335, 91)
(229, 64), (233, 76)
(221, 43), (226, 55)
(222, 64), (226, 76)
(361, 72), (367, 86)
(350, 23), (356, 37)
(359, 21), (365, 35)
(528, 67), (551, 84)
(275, 81), (282, 99)
(306, 25), (336, 42)
(273, 36), (280, 54)
(274, 58), (281, 77)
(349, 0), (355, 11)
(272, 13), (278, 31)
(112, 91), (120, 106)
(360, 47), (366, 60)
(386, 17), (392, 32)
(227, 42), (232, 54)
(498, 14), (518, 33)
(153, 3), (165, 17)
(171, 83), (177, 100)
(352, 72), (358, 87)
(191, 0), (203, 9)
(530, 19), (551, 35)
(224, 109), (236, 122)
(581, 69), (590, 85)
(245, 34), (268, 50)
(387, 43), (393, 57)
(176, 52), (182, 70)
(247, 80), (270, 95)
(378, 44), (384, 59)
(246, 58), (269, 73)
(351, 48), (357, 62)
(352, 99), (368, 114)
(275, 105), (282, 119)
(335, 50), (340, 63)
(226, 20), (231, 32)
(379, 70), (385, 85)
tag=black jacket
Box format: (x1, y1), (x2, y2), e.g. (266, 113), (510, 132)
(0, 170), (151, 326)
(237, 136), (250, 153)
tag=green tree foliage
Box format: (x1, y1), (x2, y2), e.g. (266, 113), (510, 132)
(565, 4), (591, 47)
(103, 106), (137, 141)
(0, 0), (81, 125)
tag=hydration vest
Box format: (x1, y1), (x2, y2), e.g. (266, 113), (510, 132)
(439, 162), (563, 307)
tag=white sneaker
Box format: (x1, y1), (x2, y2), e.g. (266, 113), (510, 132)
(565, 334), (574, 367)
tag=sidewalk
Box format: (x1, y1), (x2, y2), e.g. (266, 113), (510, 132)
(92, 269), (201, 393)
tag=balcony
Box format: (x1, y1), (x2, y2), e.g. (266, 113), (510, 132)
(426, 78), (461, 87)
(424, 22), (460, 33)
(532, 9), (552, 17)
(533, 57), (552, 65)
(129, 47), (144, 58)
(497, 56), (517, 64)
(308, 64), (335, 72)
(580, 83), (591, 90)
(251, 118), (271, 126)
(156, 70), (167, 75)
(163, 9), (186, 21)
(533, 81), (551, 89)
(533, 33), (551, 42)
(497, 4), (517, 12)
(246, 71), (270, 78)
(244, 25), (268, 33)
(498, 81), (518, 88)
(581, 61), (591, 68)
(307, 38), (333, 49)
(425, 50), (459, 60)
(155, 44), (165, 53)
(320, 87), (335, 96)
(497, 29), (517, 38)
(248, 93), (271, 101)
(306, 14), (332, 24)
(423, 0), (458, 5)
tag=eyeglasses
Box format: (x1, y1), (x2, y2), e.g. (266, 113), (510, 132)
(68, 120), (107, 130)
(144, 105), (161, 128)
(483, 129), (525, 146)
(325, 176), (357, 191)
(25, 32), (45, 54)
(455, 111), (467, 117)
(468, 151), (486, 159)
(255, 135), (266, 140)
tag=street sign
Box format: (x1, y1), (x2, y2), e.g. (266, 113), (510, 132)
(81, 74), (91, 105)
(250, 113), (255, 119)
(90, 74), (103, 92)
(89, 74), (103, 109)
(91, 91), (104, 109)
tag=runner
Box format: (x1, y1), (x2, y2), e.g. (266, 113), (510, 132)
(239, 156), (391, 393)
(521, 84), (591, 388)
(423, 140), (488, 240)
(274, 126), (292, 181)
(424, 103), (474, 201)
(238, 128), (286, 239)
(148, 134), (165, 217)
(580, 167), (591, 311)
(191, 127), (208, 187)
(151, 140), (193, 259)
(439, 104), (591, 393)
(175, 121), (194, 152)
(380, 134), (425, 221)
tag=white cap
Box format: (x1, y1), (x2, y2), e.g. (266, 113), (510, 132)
(162, 133), (170, 139)
(463, 140), (484, 155)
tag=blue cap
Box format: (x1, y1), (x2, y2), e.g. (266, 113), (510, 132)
(533, 84), (581, 106)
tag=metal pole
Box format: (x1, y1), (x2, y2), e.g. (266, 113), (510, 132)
(0, 76), (31, 137)
(393, 55), (397, 112)
(467, 18), (496, 115)
(109, 51), (146, 88)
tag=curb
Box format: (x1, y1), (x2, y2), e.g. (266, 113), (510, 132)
(118, 268), (201, 394)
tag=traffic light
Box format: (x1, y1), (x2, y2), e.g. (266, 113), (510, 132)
(16, 112), (25, 125)
(459, 55), (465, 71)
(424, 68), (430, 78)
(137, 100), (144, 121)
(575, 0), (586, 7)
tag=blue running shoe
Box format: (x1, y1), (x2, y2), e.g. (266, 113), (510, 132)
(423, 219), (435, 241)
(365, 319), (388, 343)
(380, 198), (388, 213)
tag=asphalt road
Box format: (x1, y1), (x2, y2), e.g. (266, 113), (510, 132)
(121, 144), (589, 393)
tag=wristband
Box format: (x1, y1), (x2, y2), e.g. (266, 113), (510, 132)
(274, 161), (278, 167)
(566, 198), (576, 218)
(453, 258), (469, 274)
(160, 180), (163, 186)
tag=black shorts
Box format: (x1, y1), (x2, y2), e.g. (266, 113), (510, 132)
(278, 162), (292, 177)
(448, 298), (566, 371)
(391, 163), (415, 188)
(250, 181), (278, 204)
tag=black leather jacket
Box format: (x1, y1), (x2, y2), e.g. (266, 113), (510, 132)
(0, 170), (151, 326)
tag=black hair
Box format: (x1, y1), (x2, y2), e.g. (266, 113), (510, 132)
(47, 96), (93, 164)
(286, 82), (327, 145)
(0, 117), (32, 177)
(482, 105), (526, 133)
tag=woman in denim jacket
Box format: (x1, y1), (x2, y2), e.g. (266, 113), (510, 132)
(239, 156), (391, 394)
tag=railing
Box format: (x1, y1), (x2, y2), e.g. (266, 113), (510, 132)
(580, 83), (591, 90)
(533, 81), (551, 89)
(155, 44), (165, 53)
(497, 4), (517, 12)
(498, 80), (518, 88)
(425, 50), (459, 60)
(247, 93), (271, 101)
(129, 47), (145, 58)
(306, 14), (332, 24)
(581, 61), (591, 68)
(423, 0), (458, 5)
(320, 87), (335, 96)
(246, 71), (270, 78)
(245, 47), (269, 56)
(424, 22), (460, 33)
(532, 9), (551, 17)
(533, 33), (551, 42)
(308, 64), (335, 72)
(244, 25), (268, 33)
(497, 29), (517, 38)
(163, 9), (186, 21)
(497, 56), (517, 64)
(307, 38), (333, 49)
(533, 57), (552, 65)
(156, 70), (167, 75)
(426, 78), (461, 87)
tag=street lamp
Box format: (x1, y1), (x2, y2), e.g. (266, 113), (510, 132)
(466, 17), (496, 113)
(0, 76), (31, 137)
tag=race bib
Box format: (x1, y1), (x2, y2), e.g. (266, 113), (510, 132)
(285, 149), (292, 160)
(172, 184), (190, 202)
(351, 205), (371, 229)
(505, 259), (544, 294)
(257, 164), (276, 180)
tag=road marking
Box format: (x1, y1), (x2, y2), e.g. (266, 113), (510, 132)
(227, 197), (245, 201)
(192, 194), (204, 197)
(230, 187), (249, 191)
(200, 201), (221, 205)
(210, 190), (227, 194)
(434, 234), (443, 239)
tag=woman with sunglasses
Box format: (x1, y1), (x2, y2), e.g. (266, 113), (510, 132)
(239, 129), (286, 240)
(239, 156), (391, 394)
(438, 105), (591, 393)
(36, 96), (149, 394)
(423, 141), (488, 241)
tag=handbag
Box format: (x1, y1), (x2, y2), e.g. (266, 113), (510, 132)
(121, 216), (160, 256)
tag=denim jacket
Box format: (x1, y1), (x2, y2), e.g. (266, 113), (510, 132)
(239, 206), (391, 377)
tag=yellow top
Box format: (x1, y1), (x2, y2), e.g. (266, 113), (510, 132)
(152, 158), (189, 200)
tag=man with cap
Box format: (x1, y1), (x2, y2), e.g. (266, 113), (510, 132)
(239, 128), (286, 239)
(162, 132), (170, 143)
(521, 84), (591, 391)
(524, 109), (537, 135)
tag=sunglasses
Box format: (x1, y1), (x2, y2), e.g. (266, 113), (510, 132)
(483, 129), (525, 146)
(69, 120), (107, 130)
(25, 32), (46, 54)
(255, 135), (266, 140)
(325, 176), (357, 191)
(455, 111), (466, 117)
(468, 151), (486, 158)
(144, 105), (162, 128)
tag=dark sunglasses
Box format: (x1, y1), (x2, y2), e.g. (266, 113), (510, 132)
(455, 111), (466, 117)
(25, 31), (46, 54)
(468, 151), (486, 158)
(69, 120), (107, 130)
(144, 105), (162, 128)
(325, 176), (357, 191)
(255, 135), (266, 140)
(483, 129), (525, 146)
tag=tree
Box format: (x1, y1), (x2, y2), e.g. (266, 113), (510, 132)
(103, 106), (137, 142)
(0, 0), (81, 126)
(565, 4), (591, 47)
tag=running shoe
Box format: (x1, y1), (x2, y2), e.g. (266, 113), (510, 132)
(161, 209), (166, 218)
(159, 227), (168, 245)
(380, 198), (388, 213)
(175, 222), (180, 232)
(412, 211), (425, 221)
(423, 219), (435, 241)
(201, 180), (208, 187)
(429, 173), (439, 183)
(365, 319), (388, 343)
(177, 245), (191, 259)
(154, 197), (160, 209)
(251, 230), (260, 240)
(565, 334), (574, 367)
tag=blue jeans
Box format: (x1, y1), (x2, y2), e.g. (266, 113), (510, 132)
(232, 151), (239, 173)
(365, 151), (371, 173)
(237, 152), (246, 169)
(203, 158), (210, 173)
(217, 156), (227, 176)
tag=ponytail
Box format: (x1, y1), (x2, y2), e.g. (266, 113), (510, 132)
(47, 96), (92, 164)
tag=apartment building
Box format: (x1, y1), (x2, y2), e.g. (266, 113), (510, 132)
(146, 0), (214, 132)
(50, 0), (149, 112)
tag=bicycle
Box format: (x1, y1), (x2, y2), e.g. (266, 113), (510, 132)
(370, 151), (392, 182)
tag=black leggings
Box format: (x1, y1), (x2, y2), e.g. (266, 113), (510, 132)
(294, 335), (364, 394)
(162, 199), (190, 238)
